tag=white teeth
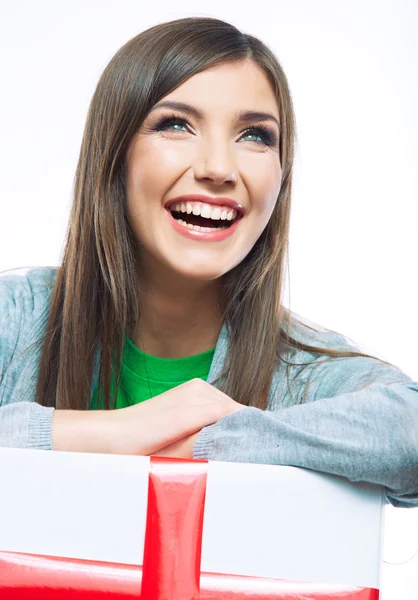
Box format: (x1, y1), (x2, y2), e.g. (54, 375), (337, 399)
(170, 202), (238, 222)
(200, 205), (212, 219)
(176, 219), (228, 232)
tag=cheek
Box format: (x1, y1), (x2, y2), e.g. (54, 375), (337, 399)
(127, 143), (187, 198)
(244, 158), (282, 218)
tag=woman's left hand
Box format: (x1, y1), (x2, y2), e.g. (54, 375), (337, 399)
(151, 431), (200, 459)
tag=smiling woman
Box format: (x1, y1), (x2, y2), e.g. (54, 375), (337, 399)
(0, 16), (417, 508)
(125, 60), (282, 288)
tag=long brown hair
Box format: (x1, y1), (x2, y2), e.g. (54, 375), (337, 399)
(35, 16), (388, 411)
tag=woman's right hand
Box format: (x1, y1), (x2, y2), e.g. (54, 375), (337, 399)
(52, 378), (243, 456)
(110, 378), (243, 455)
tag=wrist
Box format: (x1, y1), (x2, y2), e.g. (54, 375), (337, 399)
(51, 409), (116, 454)
(192, 424), (215, 459)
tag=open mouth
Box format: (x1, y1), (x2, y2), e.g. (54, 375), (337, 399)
(167, 203), (242, 232)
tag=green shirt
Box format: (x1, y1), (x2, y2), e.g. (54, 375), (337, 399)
(91, 335), (216, 409)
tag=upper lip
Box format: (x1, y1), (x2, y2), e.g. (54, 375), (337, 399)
(165, 194), (245, 216)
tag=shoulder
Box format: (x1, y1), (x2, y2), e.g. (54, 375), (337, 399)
(0, 266), (58, 368)
(0, 265), (58, 296)
(0, 265), (58, 318)
(0, 266), (59, 405)
(280, 311), (411, 403)
(285, 311), (358, 353)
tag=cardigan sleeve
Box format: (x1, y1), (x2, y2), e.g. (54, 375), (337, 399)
(194, 356), (418, 508)
(0, 271), (54, 449)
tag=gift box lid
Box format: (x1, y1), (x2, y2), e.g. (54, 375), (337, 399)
(0, 448), (384, 590)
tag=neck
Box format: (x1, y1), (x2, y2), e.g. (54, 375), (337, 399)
(130, 263), (223, 359)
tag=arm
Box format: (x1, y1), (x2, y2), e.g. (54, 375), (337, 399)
(0, 270), (56, 450)
(193, 358), (418, 508)
(0, 401), (117, 453)
(0, 269), (97, 452)
(0, 269), (140, 453)
(0, 402), (54, 449)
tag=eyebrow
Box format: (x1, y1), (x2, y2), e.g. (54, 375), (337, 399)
(150, 100), (281, 131)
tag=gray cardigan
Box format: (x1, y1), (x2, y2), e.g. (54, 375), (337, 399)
(1, 267), (417, 507)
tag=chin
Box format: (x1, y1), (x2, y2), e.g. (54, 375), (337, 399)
(171, 262), (232, 282)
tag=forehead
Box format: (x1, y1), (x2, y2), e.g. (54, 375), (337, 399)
(161, 60), (279, 117)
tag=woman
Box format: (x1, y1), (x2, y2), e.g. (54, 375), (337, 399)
(0, 17), (417, 507)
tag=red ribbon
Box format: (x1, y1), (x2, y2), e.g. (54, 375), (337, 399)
(0, 457), (379, 599)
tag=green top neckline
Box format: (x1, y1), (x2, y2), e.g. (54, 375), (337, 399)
(123, 335), (216, 383)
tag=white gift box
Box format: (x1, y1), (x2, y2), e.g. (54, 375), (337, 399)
(0, 447), (383, 599)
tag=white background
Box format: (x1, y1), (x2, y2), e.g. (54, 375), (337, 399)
(0, 1), (417, 598)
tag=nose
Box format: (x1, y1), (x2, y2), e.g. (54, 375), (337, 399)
(192, 138), (238, 186)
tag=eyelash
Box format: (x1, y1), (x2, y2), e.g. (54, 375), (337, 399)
(153, 113), (277, 147)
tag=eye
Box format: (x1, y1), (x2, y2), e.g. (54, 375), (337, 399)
(151, 113), (278, 147)
(240, 126), (277, 147)
(153, 114), (190, 133)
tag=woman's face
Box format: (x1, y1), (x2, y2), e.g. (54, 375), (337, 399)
(126, 59), (282, 282)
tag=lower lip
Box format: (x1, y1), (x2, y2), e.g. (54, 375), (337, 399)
(165, 209), (242, 242)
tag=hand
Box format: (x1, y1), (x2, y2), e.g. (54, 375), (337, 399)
(151, 432), (200, 459)
(108, 378), (243, 456)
